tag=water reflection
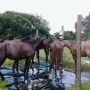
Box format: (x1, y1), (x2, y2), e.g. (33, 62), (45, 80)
(0, 60), (89, 90)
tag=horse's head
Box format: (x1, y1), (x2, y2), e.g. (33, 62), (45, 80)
(62, 40), (75, 49)
(42, 36), (51, 48)
(51, 35), (57, 42)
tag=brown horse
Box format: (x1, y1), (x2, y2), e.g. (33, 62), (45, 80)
(61, 40), (90, 73)
(0, 34), (9, 80)
(49, 35), (63, 79)
(35, 36), (50, 63)
(3, 35), (34, 73)
(0, 36), (47, 78)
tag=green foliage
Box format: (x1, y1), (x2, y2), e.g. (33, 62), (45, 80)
(2, 58), (14, 66)
(64, 31), (76, 40)
(54, 31), (76, 40)
(0, 77), (9, 90)
(0, 11), (50, 39)
(88, 35), (90, 40)
(75, 13), (90, 41)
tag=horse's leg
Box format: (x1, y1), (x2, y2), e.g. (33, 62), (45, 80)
(44, 48), (48, 62)
(13, 61), (16, 73)
(31, 56), (34, 74)
(0, 72), (4, 80)
(13, 60), (17, 73)
(36, 49), (40, 64)
(16, 60), (19, 73)
(24, 58), (31, 78)
(72, 55), (77, 74)
(0, 58), (6, 67)
(49, 63), (53, 80)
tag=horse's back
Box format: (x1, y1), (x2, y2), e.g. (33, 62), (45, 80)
(5, 42), (34, 60)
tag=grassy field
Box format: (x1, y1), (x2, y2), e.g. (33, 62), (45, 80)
(0, 47), (90, 90)
(66, 80), (90, 90)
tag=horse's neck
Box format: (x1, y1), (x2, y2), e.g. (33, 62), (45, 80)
(65, 41), (72, 49)
(31, 40), (43, 51)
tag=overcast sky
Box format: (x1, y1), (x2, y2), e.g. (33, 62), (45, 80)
(0, 0), (90, 34)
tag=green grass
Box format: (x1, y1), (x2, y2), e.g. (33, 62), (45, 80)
(0, 77), (9, 90)
(66, 80), (90, 90)
(2, 58), (14, 66)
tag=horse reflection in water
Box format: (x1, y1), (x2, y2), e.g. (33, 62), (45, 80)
(0, 36), (47, 78)
(49, 35), (63, 80)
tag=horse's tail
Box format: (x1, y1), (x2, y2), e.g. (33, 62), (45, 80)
(0, 43), (6, 67)
(54, 43), (63, 66)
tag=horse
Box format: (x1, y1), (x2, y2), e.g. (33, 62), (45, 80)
(61, 40), (90, 74)
(49, 35), (63, 80)
(3, 35), (34, 73)
(0, 36), (47, 78)
(0, 34), (9, 80)
(34, 36), (50, 64)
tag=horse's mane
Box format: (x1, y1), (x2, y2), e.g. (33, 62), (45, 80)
(21, 35), (31, 42)
(24, 36), (42, 45)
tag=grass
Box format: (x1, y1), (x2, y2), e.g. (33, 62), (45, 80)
(66, 80), (90, 90)
(0, 77), (9, 90)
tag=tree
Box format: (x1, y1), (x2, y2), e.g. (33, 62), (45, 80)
(64, 31), (75, 40)
(54, 31), (76, 40)
(0, 11), (50, 39)
(75, 13), (90, 41)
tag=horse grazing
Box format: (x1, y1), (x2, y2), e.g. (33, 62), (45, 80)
(62, 40), (90, 73)
(0, 36), (47, 78)
(49, 35), (63, 79)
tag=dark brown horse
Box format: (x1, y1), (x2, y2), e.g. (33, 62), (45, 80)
(61, 40), (90, 73)
(35, 36), (50, 64)
(0, 34), (9, 80)
(49, 35), (63, 79)
(3, 35), (34, 73)
(0, 36), (47, 78)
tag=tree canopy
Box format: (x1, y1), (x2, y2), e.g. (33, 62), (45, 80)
(75, 13), (90, 41)
(0, 11), (51, 39)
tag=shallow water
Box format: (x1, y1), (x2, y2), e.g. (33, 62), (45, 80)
(0, 59), (89, 90)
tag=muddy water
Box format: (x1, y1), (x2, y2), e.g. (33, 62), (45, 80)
(0, 59), (89, 90)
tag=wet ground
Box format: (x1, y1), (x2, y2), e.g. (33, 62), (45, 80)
(0, 59), (90, 90)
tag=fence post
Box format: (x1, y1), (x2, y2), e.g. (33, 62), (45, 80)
(76, 14), (82, 90)
(36, 30), (38, 36)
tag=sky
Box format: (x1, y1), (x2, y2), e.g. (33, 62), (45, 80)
(0, 0), (90, 34)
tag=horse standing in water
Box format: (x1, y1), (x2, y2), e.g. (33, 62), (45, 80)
(0, 34), (9, 80)
(49, 35), (63, 80)
(3, 35), (34, 73)
(0, 36), (47, 78)
(62, 40), (90, 74)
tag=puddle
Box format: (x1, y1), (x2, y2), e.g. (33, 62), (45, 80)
(0, 59), (89, 90)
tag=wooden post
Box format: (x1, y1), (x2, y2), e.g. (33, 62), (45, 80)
(61, 26), (64, 62)
(36, 30), (38, 36)
(76, 15), (82, 90)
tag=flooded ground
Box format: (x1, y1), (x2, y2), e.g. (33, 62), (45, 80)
(0, 59), (90, 90)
